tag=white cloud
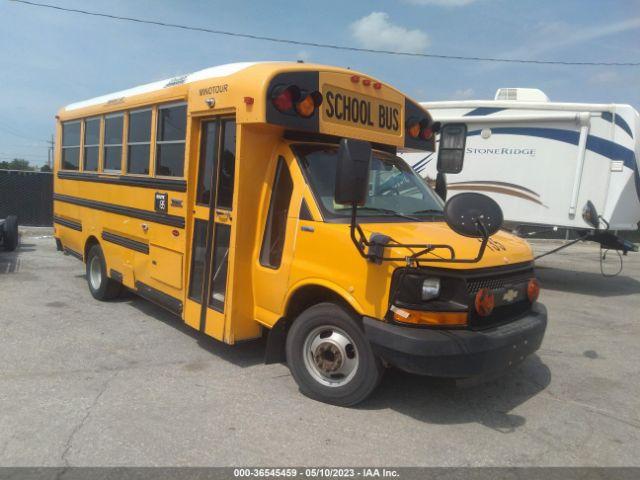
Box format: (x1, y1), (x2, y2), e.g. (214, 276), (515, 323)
(350, 12), (429, 53)
(589, 71), (620, 85)
(404, 0), (479, 5)
(452, 88), (475, 99)
(504, 17), (640, 61)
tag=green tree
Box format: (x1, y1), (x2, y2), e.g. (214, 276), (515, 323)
(40, 164), (52, 172)
(0, 158), (34, 171)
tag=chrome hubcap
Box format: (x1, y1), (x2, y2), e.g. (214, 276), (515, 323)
(89, 256), (102, 290)
(303, 326), (359, 387)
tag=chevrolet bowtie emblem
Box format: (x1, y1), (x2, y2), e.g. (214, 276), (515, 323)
(503, 289), (519, 303)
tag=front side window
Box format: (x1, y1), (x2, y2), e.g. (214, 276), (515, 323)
(156, 104), (187, 177)
(294, 144), (443, 221)
(61, 121), (80, 170)
(260, 157), (293, 268)
(83, 118), (100, 172)
(103, 114), (123, 172)
(127, 109), (151, 174)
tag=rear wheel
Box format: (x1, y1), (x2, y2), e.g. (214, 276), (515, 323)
(286, 302), (383, 406)
(86, 244), (122, 300)
(2, 215), (18, 251)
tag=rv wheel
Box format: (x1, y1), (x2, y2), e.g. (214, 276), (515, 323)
(286, 302), (383, 406)
(2, 215), (18, 252)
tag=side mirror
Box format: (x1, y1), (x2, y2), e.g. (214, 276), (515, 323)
(444, 192), (503, 238)
(335, 138), (372, 206)
(437, 123), (467, 174)
(435, 172), (447, 201)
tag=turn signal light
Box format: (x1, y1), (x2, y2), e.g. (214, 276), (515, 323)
(296, 95), (315, 117)
(407, 121), (421, 138)
(475, 288), (495, 316)
(527, 278), (540, 303)
(295, 91), (323, 118)
(391, 306), (467, 326)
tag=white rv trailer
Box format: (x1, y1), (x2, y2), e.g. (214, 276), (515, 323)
(401, 88), (640, 252)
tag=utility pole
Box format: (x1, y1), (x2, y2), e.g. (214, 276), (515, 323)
(47, 134), (54, 169)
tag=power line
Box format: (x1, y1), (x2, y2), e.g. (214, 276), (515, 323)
(0, 120), (49, 144)
(9, 0), (640, 67)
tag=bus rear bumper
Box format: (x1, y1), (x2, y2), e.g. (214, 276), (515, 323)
(363, 303), (547, 378)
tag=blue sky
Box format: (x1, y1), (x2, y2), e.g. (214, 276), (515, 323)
(1, 0), (639, 166)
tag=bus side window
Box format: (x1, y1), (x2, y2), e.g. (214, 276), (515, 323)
(156, 103), (187, 177)
(104, 113), (124, 173)
(127, 109), (152, 175)
(83, 118), (100, 172)
(61, 121), (81, 170)
(260, 156), (293, 269)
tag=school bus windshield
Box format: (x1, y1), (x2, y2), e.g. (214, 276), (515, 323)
(293, 144), (444, 220)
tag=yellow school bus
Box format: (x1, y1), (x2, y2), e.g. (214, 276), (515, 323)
(53, 62), (547, 405)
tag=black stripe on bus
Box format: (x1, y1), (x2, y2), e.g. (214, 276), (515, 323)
(63, 247), (83, 261)
(57, 171), (187, 192)
(101, 231), (149, 254)
(53, 216), (82, 231)
(135, 281), (183, 315)
(53, 193), (185, 228)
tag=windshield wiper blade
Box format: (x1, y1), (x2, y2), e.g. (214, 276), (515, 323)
(412, 209), (444, 215)
(356, 207), (423, 222)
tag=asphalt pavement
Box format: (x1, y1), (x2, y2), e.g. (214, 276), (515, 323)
(0, 230), (638, 466)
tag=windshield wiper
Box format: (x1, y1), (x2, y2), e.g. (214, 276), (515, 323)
(355, 207), (423, 222)
(412, 209), (444, 216)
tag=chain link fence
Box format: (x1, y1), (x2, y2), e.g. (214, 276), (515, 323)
(0, 170), (53, 226)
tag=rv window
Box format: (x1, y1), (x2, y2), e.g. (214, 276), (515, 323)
(260, 157), (293, 269)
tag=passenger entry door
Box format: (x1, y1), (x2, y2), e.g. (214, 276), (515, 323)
(185, 117), (236, 341)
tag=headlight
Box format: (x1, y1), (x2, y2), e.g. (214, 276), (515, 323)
(421, 277), (441, 301)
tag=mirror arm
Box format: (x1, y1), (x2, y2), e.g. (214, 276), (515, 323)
(349, 201), (371, 260)
(347, 208), (492, 265)
(470, 219), (489, 262)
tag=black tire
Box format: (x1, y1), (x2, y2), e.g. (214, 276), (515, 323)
(2, 215), (18, 252)
(286, 302), (383, 406)
(85, 244), (122, 300)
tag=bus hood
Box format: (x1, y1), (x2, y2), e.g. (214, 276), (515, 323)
(361, 221), (534, 268)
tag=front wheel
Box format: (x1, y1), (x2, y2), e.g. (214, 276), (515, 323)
(86, 244), (122, 300)
(285, 302), (383, 406)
